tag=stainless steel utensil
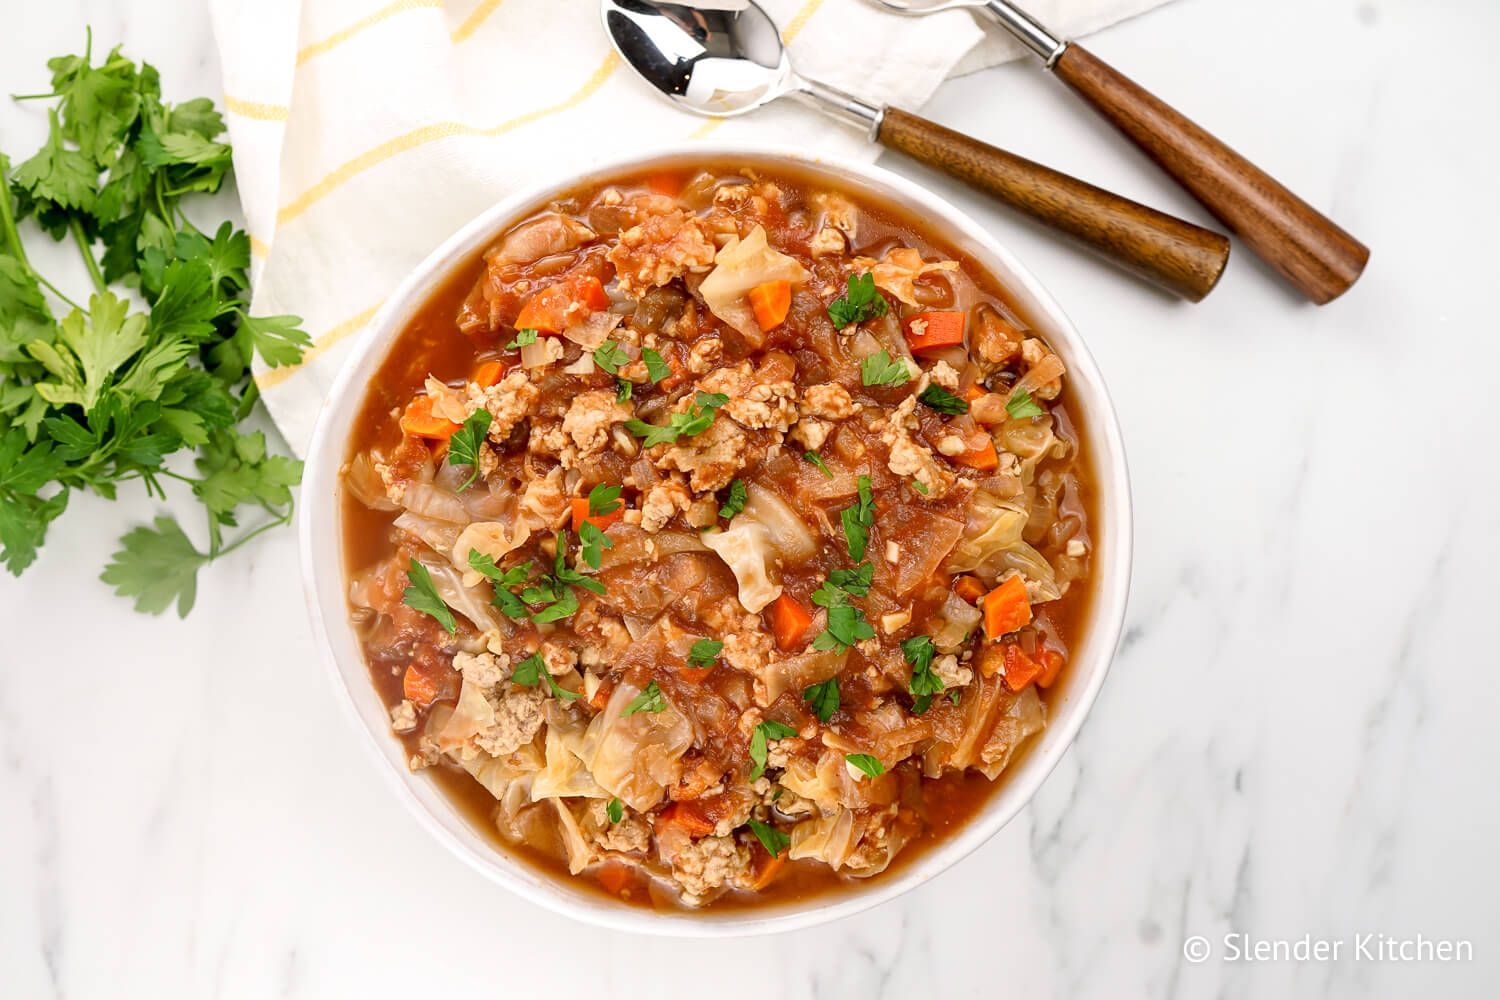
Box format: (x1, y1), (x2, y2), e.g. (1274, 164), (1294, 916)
(865, 0), (1369, 303)
(601, 0), (1229, 300)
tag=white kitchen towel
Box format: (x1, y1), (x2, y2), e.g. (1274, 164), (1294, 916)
(209, 0), (1171, 456)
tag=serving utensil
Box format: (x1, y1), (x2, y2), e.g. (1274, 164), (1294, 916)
(868, 0), (1369, 304)
(602, 0), (1229, 301)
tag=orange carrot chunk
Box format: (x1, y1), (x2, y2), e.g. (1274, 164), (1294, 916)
(399, 395), (461, 440)
(471, 358), (509, 388)
(954, 574), (988, 605)
(904, 311), (966, 354)
(1037, 648), (1066, 688)
(570, 496), (624, 533)
(655, 801), (716, 839)
(596, 862), (633, 895)
(1001, 642), (1044, 692)
(952, 438), (999, 471)
(748, 280), (792, 331)
(768, 593), (813, 652)
(402, 662), (441, 706)
(983, 575), (1032, 640)
(514, 275), (609, 332)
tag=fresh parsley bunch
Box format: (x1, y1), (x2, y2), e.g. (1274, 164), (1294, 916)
(0, 33), (311, 615)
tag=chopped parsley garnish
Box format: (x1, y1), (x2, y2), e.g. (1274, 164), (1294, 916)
(718, 479), (748, 520)
(402, 559), (455, 634)
(949, 689), (962, 706)
(587, 483), (623, 517)
(578, 520), (612, 569)
(616, 378), (633, 402)
(911, 479), (930, 496)
(625, 391), (727, 447)
(802, 451), (833, 478)
(839, 475), (875, 561)
(642, 347), (671, 384)
(803, 677), (840, 723)
(530, 587), (578, 623)
(845, 753), (885, 778)
(827, 272), (889, 328)
(505, 327), (539, 350)
(748, 719), (799, 780)
(606, 798), (623, 824)
(543, 672), (581, 700)
(467, 550), (532, 619)
(1006, 388), (1044, 419)
(688, 638), (723, 669)
(811, 600), (876, 652)
(592, 339), (629, 375)
(902, 635), (943, 714)
(918, 383), (969, 415)
(523, 532), (604, 621)
(447, 408), (492, 491)
(747, 818), (790, 857)
(860, 349), (911, 387)
(622, 680), (667, 717)
(825, 562), (873, 597)
(510, 652), (544, 686)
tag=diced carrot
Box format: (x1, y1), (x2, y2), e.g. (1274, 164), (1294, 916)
(961, 382), (987, 402)
(768, 593), (813, 652)
(904, 311), (966, 354)
(399, 395), (461, 440)
(658, 348), (688, 391)
(951, 437), (998, 471)
(589, 678), (615, 712)
(402, 661), (441, 706)
(1001, 642), (1044, 692)
(471, 358), (509, 388)
(751, 853), (786, 891)
(1037, 648), (1065, 688)
(675, 662), (714, 685)
(596, 862), (633, 895)
(983, 575), (1032, 640)
(655, 800), (716, 839)
(570, 496), (624, 533)
(954, 574), (987, 605)
(514, 275), (609, 332)
(747, 280), (792, 331)
(645, 170), (686, 197)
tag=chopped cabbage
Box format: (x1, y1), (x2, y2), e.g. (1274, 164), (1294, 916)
(701, 521), (782, 613)
(697, 225), (808, 340)
(977, 685), (1045, 780)
(416, 558), (501, 633)
(743, 484), (817, 562)
(788, 808), (866, 870)
(531, 705), (608, 800)
(854, 247), (959, 306)
(577, 680), (692, 812)
(452, 521), (531, 586)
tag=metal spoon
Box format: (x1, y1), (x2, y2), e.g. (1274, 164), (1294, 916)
(865, 0), (1368, 304)
(601, 0), (1228, 301)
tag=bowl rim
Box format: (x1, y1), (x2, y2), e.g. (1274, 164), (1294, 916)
(298, 141), (1133, 937)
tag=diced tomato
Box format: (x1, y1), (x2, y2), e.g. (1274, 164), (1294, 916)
(399, 395), (460, 440)
(768, 593), (813, 652)
(513, 275), (609, 332)
(645, 170), (686, 198)
(748, 280), (792, 331)
(983, 575), (1032, 640)
(570, 496), (624, 533)
(904, 311), (966, 354)
(1001, 642), (1044, 692)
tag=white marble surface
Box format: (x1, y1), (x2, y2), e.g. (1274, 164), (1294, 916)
(3, 0), (1498, 996)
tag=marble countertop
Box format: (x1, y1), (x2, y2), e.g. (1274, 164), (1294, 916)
(3, 0), (1497, 996)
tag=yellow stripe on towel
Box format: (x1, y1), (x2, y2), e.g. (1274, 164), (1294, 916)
(224, 95), (290, 121)
(296, 0), (444, 66)
(451, 0), (508, 43)
(276, 52), (620, 227)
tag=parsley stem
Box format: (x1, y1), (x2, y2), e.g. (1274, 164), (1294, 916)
(0, 160), (31, 267)
(69, 218), (107, 295)
(213, 510), (291, 560)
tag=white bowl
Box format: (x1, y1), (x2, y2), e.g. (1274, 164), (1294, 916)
(300, 143), (1133, 937)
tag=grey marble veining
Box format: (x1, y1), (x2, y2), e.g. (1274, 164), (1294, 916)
(2, 0), (1497, 996)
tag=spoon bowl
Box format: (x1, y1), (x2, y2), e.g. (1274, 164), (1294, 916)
(866, 0), (986, 12)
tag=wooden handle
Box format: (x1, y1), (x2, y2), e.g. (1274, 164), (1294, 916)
(1051, 44), (1369, 305)
(877, 106), (1229, 302)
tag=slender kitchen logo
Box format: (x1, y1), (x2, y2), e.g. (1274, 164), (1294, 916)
(1182, 933), (1474, 964)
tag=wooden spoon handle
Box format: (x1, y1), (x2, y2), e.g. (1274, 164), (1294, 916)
(1050, 44), (1369, 304)
(876, 107), (1229, 301)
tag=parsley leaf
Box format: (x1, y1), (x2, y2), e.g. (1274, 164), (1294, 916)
(825, 562), (873, 597)
(802, 451), (833, 478)
(543, 672), (581, 700)
(606, 798), (623, 824)
(718, 479), (747, 520)
(918, 383), (969, 415)
(747, 818), (790, 857)
(748, 719), (798, 781)
(845, 753), (885, 778)
(531, 586), (579, 623)
(467, 550), (531, 619)
(803, 677), (840, 723)
(505, 327), (538, 350)
(902, 635), (943, 714)
(447, 408), (492, 491)
(812, 602), (875, 651)
(615, 378), (632, 402)
(860, 349), (911, 388)
(839, 475), (875, 562)
(99, 516), (208, 617)
(401, 558), (456, 634)
(625, 391), (727, 447)
(578, 519), (612, 570)
(510, 652), (544, 687)
(827, 272), (888, 328)
(911, 480), (930, 496)
(1006, 388), (1045, 419)
(593, 339), (629, 375)
(688, 638), (723, 668)
(622, 680), (667, 717)
(587, 483), (622, 517)
(642, 348), (671, 384)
